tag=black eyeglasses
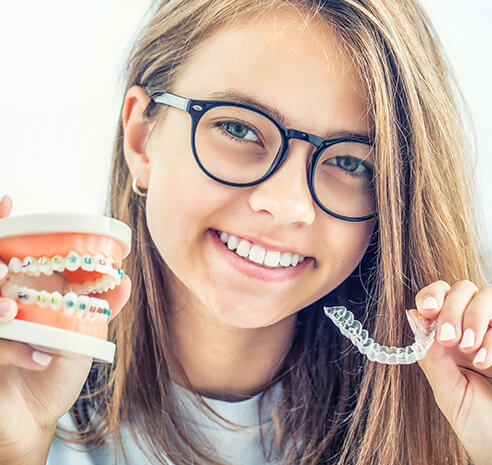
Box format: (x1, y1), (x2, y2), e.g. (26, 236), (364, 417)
(148, 91), (378, 222)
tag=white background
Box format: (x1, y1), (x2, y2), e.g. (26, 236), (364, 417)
(0, 0), (490, 257)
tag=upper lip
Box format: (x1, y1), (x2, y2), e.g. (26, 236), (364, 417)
(213, 228), (312, 258)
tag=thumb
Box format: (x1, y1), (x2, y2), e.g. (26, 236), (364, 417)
(406, 309), (466, 416)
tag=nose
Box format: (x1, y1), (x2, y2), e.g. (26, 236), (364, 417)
(248, 140), (316, 226)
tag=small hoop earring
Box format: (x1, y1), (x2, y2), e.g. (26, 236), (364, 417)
(132, 177), (148, 197)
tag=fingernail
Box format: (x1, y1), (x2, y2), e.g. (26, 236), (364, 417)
(405, 310), (417, 334)
(0, 263), (8, 280)
(0, 299), (16, 318)
(422, 296), (439, 310)
(439, 322), (456, 342)
(32, 350), (52, 366)
(473, 348), (487, 364)
(459, 328), (475, 349)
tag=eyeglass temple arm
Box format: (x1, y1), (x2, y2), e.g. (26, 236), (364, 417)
(152, 92), (189, 112)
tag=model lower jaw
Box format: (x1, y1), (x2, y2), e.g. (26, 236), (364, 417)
(0, 251), (126, 339)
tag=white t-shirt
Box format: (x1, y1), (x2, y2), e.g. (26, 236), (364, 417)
(46, 382), (283, 465)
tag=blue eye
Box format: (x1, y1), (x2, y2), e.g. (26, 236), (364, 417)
(324, 156), (373, 179)
(219, 121), (260, 143)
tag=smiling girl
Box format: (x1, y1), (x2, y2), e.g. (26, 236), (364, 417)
(0, 1), (491, 464)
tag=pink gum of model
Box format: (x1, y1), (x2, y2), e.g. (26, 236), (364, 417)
(0, 232), (124, 340)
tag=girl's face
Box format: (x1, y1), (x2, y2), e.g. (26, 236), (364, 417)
(138, 9), (376, 328)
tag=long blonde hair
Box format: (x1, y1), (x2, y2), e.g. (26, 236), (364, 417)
(63, 1), (491, 464)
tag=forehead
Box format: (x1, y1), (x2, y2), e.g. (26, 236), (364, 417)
(172, 7), (372, 139)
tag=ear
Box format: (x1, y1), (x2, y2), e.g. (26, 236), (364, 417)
(122, 85), (153, 189)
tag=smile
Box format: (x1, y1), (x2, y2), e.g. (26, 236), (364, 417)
(214, 229), (305, 268)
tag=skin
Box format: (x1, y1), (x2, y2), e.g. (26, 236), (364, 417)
(121, 8), (492, 464)
(124, 11), (376, 399)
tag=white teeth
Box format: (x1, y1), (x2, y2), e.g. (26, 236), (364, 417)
(38, 256), (53, 275)
(65, 252), (80, 272)
(279, 252), (292, 267)
(63, 292), (78, 315)
(217, 230), (306, 268)
(81, 254), (96, 272)
(264, 250), (281, 267)
(227, 235), (238, 250)
(0, 280), (111, 322)
(8, 257), (22, 274)
(249, 245), (266, 264)
(76, 296), (91, 317)
(52, 255), (66, 272)
(49, 291), (64, 310)
(236, 240), (251, 258)
(35, 290), (51, 308)
(22, 256), (40, 276)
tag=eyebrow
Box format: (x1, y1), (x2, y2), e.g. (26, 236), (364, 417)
(207, 89), (374, 144)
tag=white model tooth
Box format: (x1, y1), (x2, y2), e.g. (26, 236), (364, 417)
(38, 256), (53, 275)
(51, 255), (66, 272)
(94, 253), (107, 273)
(236, 239), (251, 257)
(49, 291), (64, 310)
(16, 286), (35, 304)
(219, 231), (229, 243)
(227, 234), (239, 250)
(279, 252), (292, 267)
(264, 250), (281, 267)
(8, 257), (22, 274)
(65, 252), (81, 272)
(79, 280), (94, 294)
(22, 256), (40, 276)
(34, 290), (51, 308)
(291, 254), (300, 267)
(94, 276), (108, 293)
(81, 254), (96, 272)
(76, 296), (91, 317)
(63, 292), (78, 316)
(299, 256), (305, 263)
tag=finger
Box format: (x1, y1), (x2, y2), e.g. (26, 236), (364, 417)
(0, 338), (53, 370)
(0, 259), (9, 286)
(415, 280), (451, 319)
(459, 285), (492, 354)
(472, 327), (492, 370)
(0, 298), (17, 323)
(407, 309), (466, 418)
(0, 194), (12, 218)
(434, 281), (479, 347)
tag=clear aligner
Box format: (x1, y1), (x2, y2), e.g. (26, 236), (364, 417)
(323, 306), (437, 365)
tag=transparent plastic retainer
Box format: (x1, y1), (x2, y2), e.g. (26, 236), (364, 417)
(323, 306), (437, 365)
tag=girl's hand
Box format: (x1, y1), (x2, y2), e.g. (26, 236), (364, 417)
(0, 195), (132, 463)
(407, 280), (492, 465)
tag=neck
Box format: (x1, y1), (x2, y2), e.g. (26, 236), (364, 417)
(171, 301), (296, 402)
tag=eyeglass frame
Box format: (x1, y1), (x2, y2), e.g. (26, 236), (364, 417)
(147, 91), (378, 222)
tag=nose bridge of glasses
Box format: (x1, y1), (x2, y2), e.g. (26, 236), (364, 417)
(285, 128), (324, 148)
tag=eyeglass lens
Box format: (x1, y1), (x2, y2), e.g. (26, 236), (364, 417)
(194, 105), (376, 218)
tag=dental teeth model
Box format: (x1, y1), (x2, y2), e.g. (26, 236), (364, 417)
(0, 213), (131, 363)
(323, 306), (437, 365)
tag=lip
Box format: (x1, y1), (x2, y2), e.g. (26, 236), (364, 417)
(213, 228), (312, 259)
(208, 229), (313, 282)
